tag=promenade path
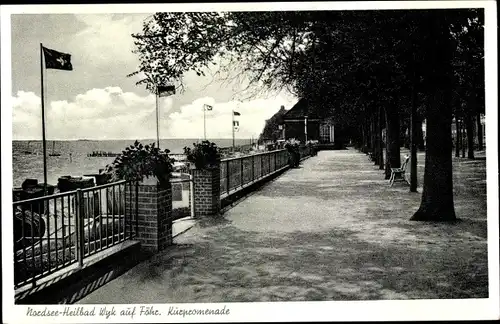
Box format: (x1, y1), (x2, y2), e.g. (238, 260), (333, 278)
(78, 148), (488, 303)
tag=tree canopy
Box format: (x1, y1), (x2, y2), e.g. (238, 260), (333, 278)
(130, 9), (485, 222)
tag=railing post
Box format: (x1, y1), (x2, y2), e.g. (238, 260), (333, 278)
(135, 181), (139, 236)
(76, 189), (85, 268)
(252, 154), (255, 181)
(226, 160), (230, 194)
(261, 155), (264, 177)
(191, 164), (221, 218)
(130, 180), (173, 253)
(274, 151), (277, 171)
(240, 157), (244, 187)
(268, 152), (271, 174)
(190, 174), (195, 218)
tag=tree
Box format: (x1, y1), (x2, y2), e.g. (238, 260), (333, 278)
(259, 106), (287, 142)
(129, 9), (481, 222)
(410, 10), (461, 221)
(451, 11), (485, 158)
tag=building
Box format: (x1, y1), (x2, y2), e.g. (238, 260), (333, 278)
(280, 98), (335, 144)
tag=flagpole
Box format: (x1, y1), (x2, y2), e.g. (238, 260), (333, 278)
(40, 43), (48, 196)
(203, 105), (207, 140)
(155, 87), (160, 148)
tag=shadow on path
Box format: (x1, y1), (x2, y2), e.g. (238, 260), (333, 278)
(78, 149), (488, 303)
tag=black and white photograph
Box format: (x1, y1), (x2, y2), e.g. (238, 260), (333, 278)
(1, 1), (498, 322)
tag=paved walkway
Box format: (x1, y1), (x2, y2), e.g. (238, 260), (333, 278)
(78, 149), (488, 303)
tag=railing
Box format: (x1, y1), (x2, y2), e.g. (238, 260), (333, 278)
(13, 180), (138, 288)
(220, 149), (290, 196)
(219, 144), (254, 156)
(299, 145), (312, 159)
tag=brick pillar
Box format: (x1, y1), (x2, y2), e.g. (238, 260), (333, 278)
(191, 166), (221, 217)
(125, 180), (172, 254)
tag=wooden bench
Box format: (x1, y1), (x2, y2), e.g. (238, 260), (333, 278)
(368, 151), (375, 162)
(389, 155), (410, 186)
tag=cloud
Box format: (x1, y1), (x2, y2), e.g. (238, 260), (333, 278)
(12, 87), (157, 140)
(164, 95), (297, 139)
(12, 87), (297, 140)
(70, 14), (150, 68)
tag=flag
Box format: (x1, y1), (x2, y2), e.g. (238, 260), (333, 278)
(157, 85), (176, 97)
(42, 46), (73, 70)
(233, 111), (241, 116)
(233, 121), (239, 127)
(204, 104), (213, 111)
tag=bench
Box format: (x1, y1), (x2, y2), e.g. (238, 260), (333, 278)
(368, 151), (376, 162)
(389, 155), (410, 186)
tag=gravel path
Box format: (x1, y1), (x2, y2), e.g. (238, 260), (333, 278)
(78, 148), (488, 303)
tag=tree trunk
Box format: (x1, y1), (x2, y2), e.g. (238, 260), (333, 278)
(461, 119), (466, 158)
(357, 125), (364, 150)
(364, 121), (371, 153)
(465, 113), (475, 159)
(415, 118), (425, 151)
(378, 106), (385, 170)
(455, 117), (461, 158)
(410, 67), (418, 192)
(361, 125), (367, 153)
(371, 113), (378, 163)
(403, 124), (410, 149)
(373, 112), (379, 165)
(411, 16), (456, 221)
(476, 112), (484, 150)
(384, 104), (401, 180)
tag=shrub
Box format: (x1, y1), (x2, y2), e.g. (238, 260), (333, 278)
(183, 140), (221, 169)
(105, 140), (174, 187)
(284, 139), (301, 167)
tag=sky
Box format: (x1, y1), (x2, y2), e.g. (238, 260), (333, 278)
(10, 13), (298, 140)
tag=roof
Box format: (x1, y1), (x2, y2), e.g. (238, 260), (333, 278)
(282, 98), (319, 120)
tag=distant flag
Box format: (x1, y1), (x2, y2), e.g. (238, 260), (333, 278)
(203, 104), (213, 111)
(233, 111), (241, 116)
(42, 46), (73, 70)
(157, 85), (176, 97)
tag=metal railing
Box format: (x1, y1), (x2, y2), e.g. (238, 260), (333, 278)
(13, 180), (138, 288)
(220, 149), (290, 196)
(299, 145), (312, 159)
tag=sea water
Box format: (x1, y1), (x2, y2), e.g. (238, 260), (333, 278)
(12, 138), (252, 188)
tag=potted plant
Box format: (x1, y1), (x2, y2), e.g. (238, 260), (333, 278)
(183, 140), (221, 170)
(104, 141), (174, 215)
(285, 139), (301, 168)
(106, 140), (174, 186)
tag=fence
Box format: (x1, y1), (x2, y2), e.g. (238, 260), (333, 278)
(13, 146), (313, 290)
(219, 143), (254, 157)
(13, 180), (138, 288)
(299, 145), (312, 159)
(220, 149), (290, 196)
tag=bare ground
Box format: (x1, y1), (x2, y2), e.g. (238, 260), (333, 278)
(78, 148), (488, 303)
